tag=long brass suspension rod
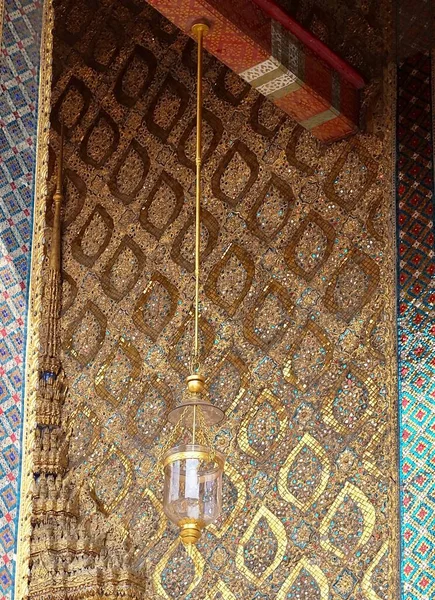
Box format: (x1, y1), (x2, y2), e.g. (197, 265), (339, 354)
(192, 22), (208, 370)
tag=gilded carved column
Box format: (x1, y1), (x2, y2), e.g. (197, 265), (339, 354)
(33, 127), (68, 472)
(28, 130), (151, 600)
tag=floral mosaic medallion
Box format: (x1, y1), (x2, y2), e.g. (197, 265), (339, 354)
(41, 0), (398, 597)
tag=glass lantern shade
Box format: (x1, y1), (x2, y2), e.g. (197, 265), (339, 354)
(163, 444), (225, 544)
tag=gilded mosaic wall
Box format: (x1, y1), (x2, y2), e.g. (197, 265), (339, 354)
(48, 0), (398, 597)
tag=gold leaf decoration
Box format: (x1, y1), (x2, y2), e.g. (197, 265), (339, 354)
(215, 65), (250, 106)
(283, 319), (333, 390)
(243, 280), (294, 351)
(46, 167), (87, 229)
(132, 272), (179, 342)
(205, 243), (255, 316)
(363, 307), (387, 361)
(366, 195), (384, 242)
(324, 139), (378, 212)
(285, 210), (335, 281)
(140, 170), (184, 239)
(206, 350), (250, 414)
(235, 504), (287, 586)
(322, 364), (377, 435)
(90, 444), (134, 513)
(285, 125), (316, 175)
(208, 462), (247, 539)
(238, 389), (288, 459)
(170, 208), (220, 272)
(277, 557), (329, 600)
(71, 204), (114, 268)
(60, 269), (78, 316)
(63, 300), (107, 366)
(94, 336), (142, 407)
(278, 433), (330, 511)
(145, 74), (190, 142)
(206, 580), (237, 600)
(211, 139), (259, 207)
(51, 75), (92, 134)
(85, 15), (124, 72)
(154, 537), (204, 599)
(79, 108), (120, 168)
(66, 403), (101, 468)
(361, 541), (389, 600)
(99, 235), (146, 302)
(324, 247), (381, 322)
(320, 481), (376, 558)
(39, 3), (398, 597)
(128, 487), (166, 549)
(250, 94), (285, 138)
(168, 315), (216, 376)
(363, 423), (387, 478)
(178, 107), (224, 171)
(108, 138), (150, 205)
(247, 174), (295, 242)
(114, 44), (157, 108)
(126, 374), (172, 445)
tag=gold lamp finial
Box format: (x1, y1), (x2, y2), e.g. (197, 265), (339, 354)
(186, 373), (205, 394)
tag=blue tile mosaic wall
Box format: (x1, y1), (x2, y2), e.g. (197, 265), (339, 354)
(0, 1), (43, 598)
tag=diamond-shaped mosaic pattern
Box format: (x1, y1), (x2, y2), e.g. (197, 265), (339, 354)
(0, 1), (42, 599)
(0, 2), (434, 600)
(397, 52), (435, 600)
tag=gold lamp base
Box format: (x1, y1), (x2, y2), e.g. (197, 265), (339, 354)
(179, 519), (204, 545)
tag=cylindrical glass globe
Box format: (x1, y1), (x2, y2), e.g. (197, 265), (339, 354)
(163, 444), (225, 544)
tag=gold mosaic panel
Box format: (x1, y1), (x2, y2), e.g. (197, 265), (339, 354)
(49, 0), (397, 598)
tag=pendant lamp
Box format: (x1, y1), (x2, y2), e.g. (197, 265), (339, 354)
(161, 22), (225, 546)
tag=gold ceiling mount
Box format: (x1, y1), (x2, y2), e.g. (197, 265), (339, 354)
(191, 21), (210, 39)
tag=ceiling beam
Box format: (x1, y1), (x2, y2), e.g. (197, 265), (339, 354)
(147, 0), (365, 143)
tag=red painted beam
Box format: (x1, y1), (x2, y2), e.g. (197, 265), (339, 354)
(147, 0), (363, 142)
